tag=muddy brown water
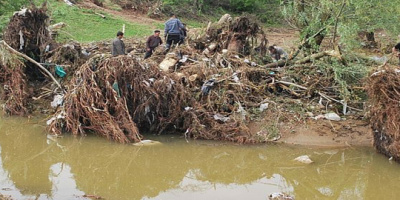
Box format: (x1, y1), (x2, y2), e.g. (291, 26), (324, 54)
(0, 116), (399, 200)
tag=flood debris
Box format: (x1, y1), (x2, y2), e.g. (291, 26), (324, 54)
(269, 192), (295, 200)
(367, 66), (400, 162)
(324, 112), (341, 121)
(294, 155), (313, 164)
(132, 140), (162, 146)
(0, 10), (370, 145)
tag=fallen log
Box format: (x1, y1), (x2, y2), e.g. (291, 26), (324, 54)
(295, 50), (342, 64)
(264, 60), (289, 68)
(265, 50), (342, 68)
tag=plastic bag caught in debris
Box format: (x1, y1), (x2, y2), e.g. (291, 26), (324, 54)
(201, 79), (215, 95)
(259, 103), (269, 112)
(324, 112), (341, 121)
(51, 95), (64, 108)
(213, 113), (230, 122)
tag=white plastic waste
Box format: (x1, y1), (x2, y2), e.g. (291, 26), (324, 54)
(51, 95), (64, 108)
(294, 155), (313, 164)
(132, 140), (161, 146)
(259, 103), (269, 112)
(324, 112), (341, 121)
(213, 113), (230, 122)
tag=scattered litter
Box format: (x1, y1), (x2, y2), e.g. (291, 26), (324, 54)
(51, 95), (64, 108)
(213, 113), (230, 122)
(201, 78), (215, 95)
(55, 65), (66, 78)
(179, 55), (188, 63)
(14, 8), (28, 16)
(232, 72), (240, 82)
(63, 0), (74, 6)
(324, 112), (341, 121)
(259, 103), (269, 112)
(19, 30), (24, 50)
(294, 155), (313, 164)
(46, 112), (65, 125)
(269, 192), (295, 200)
(237, 102), (247, 120)
(132, 140), (161, 146)
(184, 107), (193, 111)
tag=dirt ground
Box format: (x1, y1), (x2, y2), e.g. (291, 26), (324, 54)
(74, 0), (374, 147)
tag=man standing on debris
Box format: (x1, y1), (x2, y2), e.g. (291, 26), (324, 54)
(392, 42), (400, 65)
(164, 13), (185, 52)
(268, 45), (288, 62)
(112, 31), (126, 56)
(144, 30), (163, 59)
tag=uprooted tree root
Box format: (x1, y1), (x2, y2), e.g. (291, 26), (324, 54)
(0, 44), (29, 115)
(367, 66), (400, 161)
(0, 4), (58, 115)
(48, 53), (278, 143)
(194, 15), (267, 57)
(3, 2), (52, 60)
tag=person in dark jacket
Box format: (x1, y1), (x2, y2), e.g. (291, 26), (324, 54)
(144, 30), (163, 59)
(164, 13), (184, 51)
(112, 31), (126, 56)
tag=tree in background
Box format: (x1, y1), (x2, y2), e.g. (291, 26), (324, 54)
(281, 0), (400, 51)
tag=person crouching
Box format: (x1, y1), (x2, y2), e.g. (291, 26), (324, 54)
(144, 30), (163, 59)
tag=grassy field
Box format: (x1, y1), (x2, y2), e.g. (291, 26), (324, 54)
(0, 0), (256, 43)
(47, 1), (153, 43)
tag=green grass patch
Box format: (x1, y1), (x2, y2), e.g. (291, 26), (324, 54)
(47, 0), (152, 43)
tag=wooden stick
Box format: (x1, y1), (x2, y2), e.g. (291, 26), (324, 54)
(94, 12), (106, 19)
(295, 50), (341, 64)
(0, 40), (64, 92)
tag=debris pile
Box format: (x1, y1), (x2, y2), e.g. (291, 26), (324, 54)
(0, 3), (54, 115)
(48, 51), (276, 143)
(194, 14), (267, 57)
(0, 8), (371, 145)
(368, 66), (400, 161)
(3, 2), (52, 61)
(0, 44), (28, 115)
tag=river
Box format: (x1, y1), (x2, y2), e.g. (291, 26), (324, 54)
(0, 115), (399, 200)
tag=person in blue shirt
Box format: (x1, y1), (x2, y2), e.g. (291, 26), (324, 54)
(164, 13), (184, 52)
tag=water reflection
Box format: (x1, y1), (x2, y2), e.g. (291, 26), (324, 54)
(0, 116), (400, 200)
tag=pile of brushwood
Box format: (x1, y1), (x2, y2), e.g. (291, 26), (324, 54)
(47, 14), (368, 144)
(368, 66), (400, 161)
(47, 15), (277, 143)
(0, 3), (53, 115)
(0, 43), (28, 115)
(1, 8), (370, 144)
